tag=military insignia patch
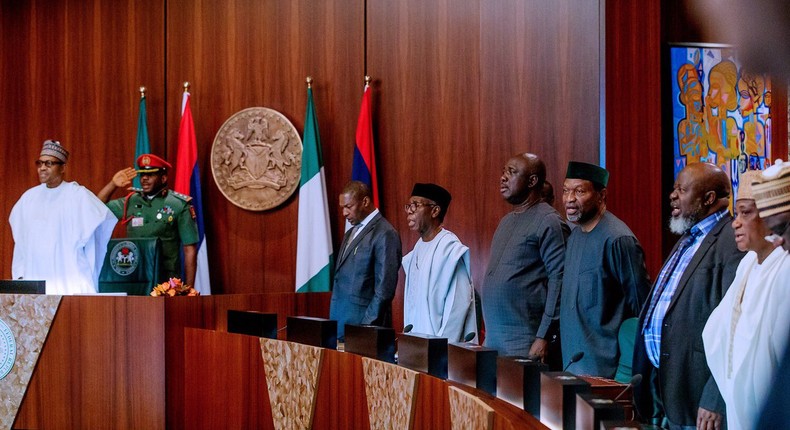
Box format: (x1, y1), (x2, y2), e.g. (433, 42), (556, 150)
(109, 240), (140, 276)
(158, 206), (175, 222)
(170, 191), (192, 202)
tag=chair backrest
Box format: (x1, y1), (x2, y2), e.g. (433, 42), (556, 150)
(614, 317), (638, 384)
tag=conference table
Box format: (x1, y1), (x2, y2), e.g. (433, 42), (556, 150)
(1, 293), (633, 429)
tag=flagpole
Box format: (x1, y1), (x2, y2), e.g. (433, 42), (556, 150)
(139, 86), (146, 99)
(364, 75), (371, 88)
(183, 81), (190, 93)
(296, 75), (333, 293)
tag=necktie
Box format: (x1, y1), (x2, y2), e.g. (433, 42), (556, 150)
(643, 233), (696, 324)
(343, 225), (360, 259)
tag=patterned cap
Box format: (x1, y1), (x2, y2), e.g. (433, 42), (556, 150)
(736, 170), (761, 201)
(752, 159), (790, 218)
(40, 139), (69, 163)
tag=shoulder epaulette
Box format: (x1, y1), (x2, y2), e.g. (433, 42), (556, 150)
(169, 190), (192, 202)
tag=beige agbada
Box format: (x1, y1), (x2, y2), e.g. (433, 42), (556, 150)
(703, 167), (790, 429)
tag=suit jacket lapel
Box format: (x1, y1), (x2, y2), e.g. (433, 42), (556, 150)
(336, 213), (381, 269)
(336, 228), (355, 270)
(665, 216), (729, 314)
(639, 235), (686, 321)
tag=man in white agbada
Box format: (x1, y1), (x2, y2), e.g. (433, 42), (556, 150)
(9, 139), (117, 294)
(402, 183), (477, 343)
(702, 167), (790, 430)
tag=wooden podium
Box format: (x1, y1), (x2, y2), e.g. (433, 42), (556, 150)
(11, 296), (166, 429)
(5, 292), (549, 429)
(6, 292), (332, 430)
(183, 328), (548, 429)
(98, 237), (162, 295)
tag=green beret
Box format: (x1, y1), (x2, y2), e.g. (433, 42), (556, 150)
(565, 161), (609, 187)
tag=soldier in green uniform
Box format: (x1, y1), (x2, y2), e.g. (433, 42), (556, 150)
(98, 154), (199, 287)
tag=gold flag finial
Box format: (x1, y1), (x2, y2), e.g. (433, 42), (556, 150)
(364, 75), (371, 86)
(306, 76), (313, 89)
(139, 86), (146, 98)
(183, 81), (190, 93)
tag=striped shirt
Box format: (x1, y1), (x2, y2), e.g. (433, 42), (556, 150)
(643, 209), (727, 368)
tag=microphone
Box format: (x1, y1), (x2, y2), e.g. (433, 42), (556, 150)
(563, 351), (584, 372)
(463, 332), (476, 343)
(613, 374), (643, 402)
(403, 324), (413, 333)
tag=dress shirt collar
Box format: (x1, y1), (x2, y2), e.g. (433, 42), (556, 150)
(688, 208), (728, 239)
(351, 208), (379, 239)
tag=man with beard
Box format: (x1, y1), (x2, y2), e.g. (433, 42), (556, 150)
(402, 183), (476, 342)
(481, 153), (568, 360)
(9, 139), (117, 294)
(633, 162), (745, 430)
(98, 154), (199, 287)
(559, 161), (649, 378)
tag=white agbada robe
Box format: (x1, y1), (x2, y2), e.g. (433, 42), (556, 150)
(403, 229), (477, 343)
(9, 181), (118, 295)
(702, 247), (790, 430)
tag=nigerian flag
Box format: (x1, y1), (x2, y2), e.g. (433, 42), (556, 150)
(133, 90), (150, 188)
(295, 84), (333, 293)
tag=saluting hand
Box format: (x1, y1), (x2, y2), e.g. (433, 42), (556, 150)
(112, 167), (137, 188)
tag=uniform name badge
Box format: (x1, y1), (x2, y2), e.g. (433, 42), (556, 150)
(131, 217), (144, 227)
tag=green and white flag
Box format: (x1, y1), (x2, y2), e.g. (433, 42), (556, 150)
(295, 85), (333, 293)
(133, 91), (150, 189)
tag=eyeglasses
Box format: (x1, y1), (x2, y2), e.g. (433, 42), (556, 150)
(404, 202), (437, 213)
(35, 160), (65, 168)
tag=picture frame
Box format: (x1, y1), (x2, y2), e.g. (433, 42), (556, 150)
(669, 42), (773, 203)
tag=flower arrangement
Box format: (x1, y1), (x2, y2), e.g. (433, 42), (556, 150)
(150, 277), (200, 297)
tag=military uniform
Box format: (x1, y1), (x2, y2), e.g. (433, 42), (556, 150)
(107, 188), (198, 280)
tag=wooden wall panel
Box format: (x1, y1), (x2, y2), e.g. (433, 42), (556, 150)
(478, 0), (601, 275)
(368, 0), (601, 330)
(367, 0), (484, 334)
(605, 0), (664, 276)
(0, 0), (165, 278)
(15, 297), (166, 430)
(5, 0), (777, 306)
(164, 0), (364, 294)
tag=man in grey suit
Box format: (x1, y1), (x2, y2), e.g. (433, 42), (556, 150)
(481, 153), (568, 361)
(330, 181), (402, 341)
(633, 163), (744, 430)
